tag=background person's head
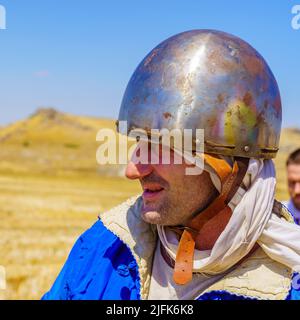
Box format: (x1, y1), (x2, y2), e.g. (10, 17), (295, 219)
(286, 149), (300, 210)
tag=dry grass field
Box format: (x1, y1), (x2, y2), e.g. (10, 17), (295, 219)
(0, 172), (140, 300)
(0, 108), (299, 300)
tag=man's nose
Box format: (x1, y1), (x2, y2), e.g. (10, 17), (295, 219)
(125, 161), (153, 180)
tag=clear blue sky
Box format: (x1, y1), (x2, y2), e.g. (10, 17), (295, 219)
(0, 0), (299, 127)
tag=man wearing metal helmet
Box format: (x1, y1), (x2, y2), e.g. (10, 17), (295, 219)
(43, 30), (300, 300)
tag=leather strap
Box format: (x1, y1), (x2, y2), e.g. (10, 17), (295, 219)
(160, 240), (260, 273)
(173, 155), (249, 285)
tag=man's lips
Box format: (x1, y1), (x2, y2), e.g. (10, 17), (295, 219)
(142, 184), (165, 200)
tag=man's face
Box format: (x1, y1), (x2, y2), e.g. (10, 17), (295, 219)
(287, 164), (300, 210)
(125, 142), (218, 226)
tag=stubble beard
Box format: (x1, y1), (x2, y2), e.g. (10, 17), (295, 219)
(141, 193), (192, 226)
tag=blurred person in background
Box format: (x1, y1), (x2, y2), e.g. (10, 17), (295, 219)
(284, 149), (300, 225)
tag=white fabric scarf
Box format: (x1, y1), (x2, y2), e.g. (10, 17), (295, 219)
(158, 159), (300, 275)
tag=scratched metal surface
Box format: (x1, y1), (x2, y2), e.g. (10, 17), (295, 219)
(118, 30), (282, 159)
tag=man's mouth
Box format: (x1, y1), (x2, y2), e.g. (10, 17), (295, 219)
(142, 185), (165, 200)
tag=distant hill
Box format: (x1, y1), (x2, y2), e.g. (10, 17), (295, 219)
(0, 108), (115, 145)
(0, 108), (122, 176)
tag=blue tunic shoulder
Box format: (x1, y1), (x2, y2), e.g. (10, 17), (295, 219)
(42, 219), (141, 300)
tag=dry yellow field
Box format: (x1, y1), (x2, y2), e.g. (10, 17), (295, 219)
(0, 172), (140, 300)
(0, 108), (299, 300)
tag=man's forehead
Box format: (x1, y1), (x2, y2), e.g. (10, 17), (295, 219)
(287, 164), (300, 180)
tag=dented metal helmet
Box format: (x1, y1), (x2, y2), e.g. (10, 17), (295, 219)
(118, 30), (282, 159)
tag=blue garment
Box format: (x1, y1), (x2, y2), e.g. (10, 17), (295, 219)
(42, 218), (300, 300)
(42, 219), (141, 300)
